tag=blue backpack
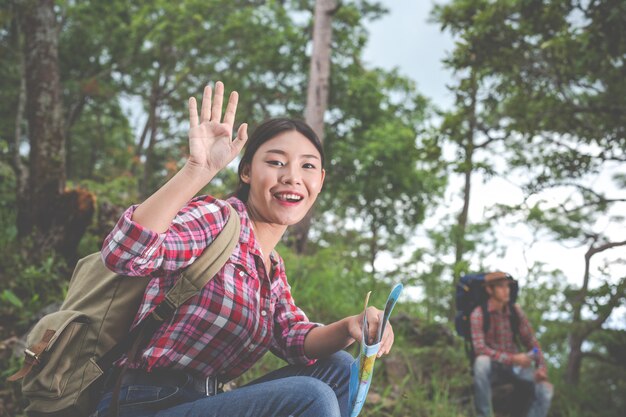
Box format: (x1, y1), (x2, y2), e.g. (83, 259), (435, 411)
(454, 273), (520, 362)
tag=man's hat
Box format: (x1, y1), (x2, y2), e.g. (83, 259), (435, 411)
(484, 271), (514, 286)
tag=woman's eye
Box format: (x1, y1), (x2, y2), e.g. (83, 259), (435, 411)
(267, 160), (285, 166)
(303, 163), (316, 169)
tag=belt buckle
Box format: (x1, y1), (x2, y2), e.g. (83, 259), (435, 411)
(204, 376), (220, 396)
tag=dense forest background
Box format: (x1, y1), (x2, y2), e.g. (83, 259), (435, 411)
(0, 0), (625, 416)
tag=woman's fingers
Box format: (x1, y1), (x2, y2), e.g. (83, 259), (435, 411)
(379, 324), (394, 356)
(188, 97), (199, 128)
(200, 84), (212, 124)
(235, 123), (249, 151)
(211, 81), (225, 122)
(196, 82), (238, 131)
(223, 91), (239, 128)
(371, 316), (381, 344)
(364, 306), (394, 356)
(365, 307), (380, 344)
(344, 306), (394, 357)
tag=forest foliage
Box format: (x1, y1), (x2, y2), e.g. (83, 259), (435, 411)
(0, 1), (625, 416)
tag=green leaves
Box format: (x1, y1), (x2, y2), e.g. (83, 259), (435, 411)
(0, 289), (23, 309)
(320, 66), (445, 265)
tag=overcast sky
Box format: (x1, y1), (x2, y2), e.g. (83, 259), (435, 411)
(363, 1), (455, 109)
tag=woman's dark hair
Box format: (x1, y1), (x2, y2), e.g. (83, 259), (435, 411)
(234, 118), (324, 202)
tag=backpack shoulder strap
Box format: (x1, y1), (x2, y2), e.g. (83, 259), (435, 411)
(481, 303), (490, 334)
(159, 203), (241, 313)
(104, 203), (241, 417)
(509, 302), (521, 343)
(98, 203), (240, 367)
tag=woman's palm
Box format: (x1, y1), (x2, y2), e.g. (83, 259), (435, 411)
(188, 82), (247, 173)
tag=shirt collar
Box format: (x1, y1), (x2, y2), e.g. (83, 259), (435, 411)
(226, 196), (278, 266)
(487, 298), (510, 314)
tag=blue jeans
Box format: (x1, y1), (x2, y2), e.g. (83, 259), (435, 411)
(473, 355), (553, 417)
(92, 350), (352, 417)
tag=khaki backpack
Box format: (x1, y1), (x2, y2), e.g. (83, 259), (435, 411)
(8, 204), (240, 417)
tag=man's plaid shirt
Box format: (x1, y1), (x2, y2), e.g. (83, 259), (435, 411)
(101, 195), (319, 381)
(470, 299), (546, 371)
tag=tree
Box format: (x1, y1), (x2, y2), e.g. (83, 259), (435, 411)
(290, 0), (338, 254)
(12, 0), (94, 262)
(515, 178), (626, 385)
(428, 2), (519, 317)
(320, 63), (445, 275)
(433, 0), (625, 161)
(114, 1), (319, 195)
(435, 68), (509, 314)
(4, 0), (440, 266)
(2, 0), (318, 254)
(433, 0), (626, 387)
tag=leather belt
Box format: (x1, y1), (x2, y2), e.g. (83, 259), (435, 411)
(116, 368), (224, 397)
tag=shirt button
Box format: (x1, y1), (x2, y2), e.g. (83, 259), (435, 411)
(238, 270), (244, 277)
(248, 344), (255, 351)
(260, 310), (267, 317)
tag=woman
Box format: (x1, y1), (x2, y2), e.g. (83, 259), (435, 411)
(94, 82), (394, 417)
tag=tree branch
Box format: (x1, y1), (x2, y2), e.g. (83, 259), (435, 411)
(475, 124), (508, 148)
(562, 183), (626, 205)
(581, 351), (622, 368)
(587, 240), (626, 259)
(581, 277), (626, 340)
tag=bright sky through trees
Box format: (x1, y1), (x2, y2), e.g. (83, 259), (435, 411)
(362, 2), (626, 317)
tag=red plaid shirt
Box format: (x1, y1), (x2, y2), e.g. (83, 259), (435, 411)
(470, 299), (546, 371)
(101, 195), (319, 381)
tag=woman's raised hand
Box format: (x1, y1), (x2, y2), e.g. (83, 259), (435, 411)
(187, 81), (248, 175)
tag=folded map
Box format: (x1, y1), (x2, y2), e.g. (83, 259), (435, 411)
(348, 283), (403, 417)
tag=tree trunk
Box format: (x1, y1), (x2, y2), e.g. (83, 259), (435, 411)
(17, 0), (66, 238)
(134, 74), (160, 185)
(290, 0), (337, 254)
(454, 154), (472, 269)
(565, 332), (584, 385)
(11, 25), (27, 198)
(564, 241), (626, 385)
(140, 107), (159, 198)
(16, 0), (94, 263)
(65, 94), (87, 179)
(450, 71), (478, 317)
(369, 217), (378, 276)
(87, 109), (105, 179)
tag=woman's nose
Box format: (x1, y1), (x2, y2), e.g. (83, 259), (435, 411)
(280, 165), (302, 185)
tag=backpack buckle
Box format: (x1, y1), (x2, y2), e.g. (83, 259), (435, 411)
(24, 348), (41, 364)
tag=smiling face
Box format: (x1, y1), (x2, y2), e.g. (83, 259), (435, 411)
(240, 130), (325, 226)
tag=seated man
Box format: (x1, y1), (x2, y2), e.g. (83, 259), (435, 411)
(470, 272), (553, 417)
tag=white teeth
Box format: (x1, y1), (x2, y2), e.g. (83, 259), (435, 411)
(276, 193), (303, 202)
